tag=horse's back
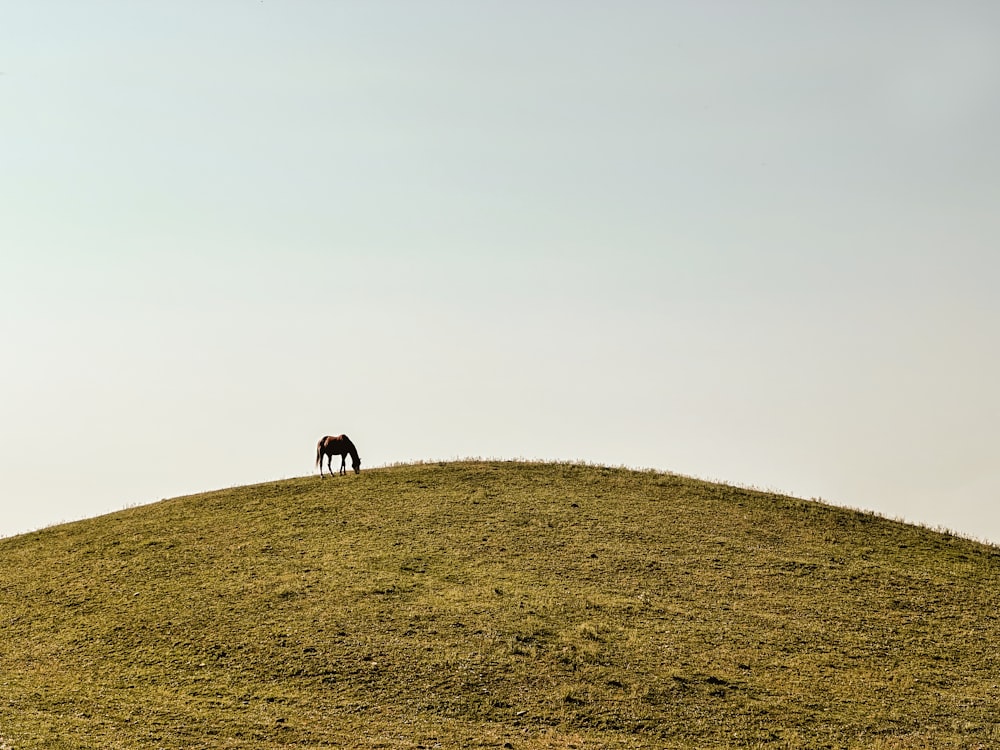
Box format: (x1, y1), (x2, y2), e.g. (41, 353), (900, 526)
(319, 434), (351, 450)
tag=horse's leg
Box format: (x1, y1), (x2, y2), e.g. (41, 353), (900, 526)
(319, 451), (325, 478)
(340, 454), (347, 475)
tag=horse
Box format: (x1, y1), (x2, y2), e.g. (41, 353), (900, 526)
(316, 434), (361, 477)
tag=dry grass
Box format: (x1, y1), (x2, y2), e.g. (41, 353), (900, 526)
(2, 461), (999, 748)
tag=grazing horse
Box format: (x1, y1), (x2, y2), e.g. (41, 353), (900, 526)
(316, 434), (361, 477)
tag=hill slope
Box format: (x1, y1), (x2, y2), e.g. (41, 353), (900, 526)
(1, 461), (999, 749)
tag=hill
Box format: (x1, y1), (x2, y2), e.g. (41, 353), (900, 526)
(1, 461), (999, 749)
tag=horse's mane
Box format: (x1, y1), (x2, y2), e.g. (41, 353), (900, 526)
(341, 434), (359, 461)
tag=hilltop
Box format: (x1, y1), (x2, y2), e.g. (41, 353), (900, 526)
(1, 461), (999, 749)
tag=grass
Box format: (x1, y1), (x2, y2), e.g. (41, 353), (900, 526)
(1, 461), (999, 748)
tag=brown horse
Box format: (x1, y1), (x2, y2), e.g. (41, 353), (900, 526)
(316, 434), (361, 477)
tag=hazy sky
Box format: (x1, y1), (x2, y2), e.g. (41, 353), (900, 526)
(3, 2), (999, 542)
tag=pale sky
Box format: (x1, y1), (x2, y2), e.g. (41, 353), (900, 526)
(3, 2), (999, 542)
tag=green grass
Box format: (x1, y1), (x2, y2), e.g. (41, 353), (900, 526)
(2, 461), (999, 748)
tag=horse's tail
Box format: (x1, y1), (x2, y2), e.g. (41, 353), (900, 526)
(315, 437), (324, 468)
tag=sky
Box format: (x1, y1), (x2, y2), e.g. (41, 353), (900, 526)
(3, 1), (999, 542)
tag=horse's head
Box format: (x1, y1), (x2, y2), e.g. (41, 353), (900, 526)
(353, 456), (361, 474)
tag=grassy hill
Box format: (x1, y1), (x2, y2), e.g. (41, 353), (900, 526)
(1, 461), (999, 749)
